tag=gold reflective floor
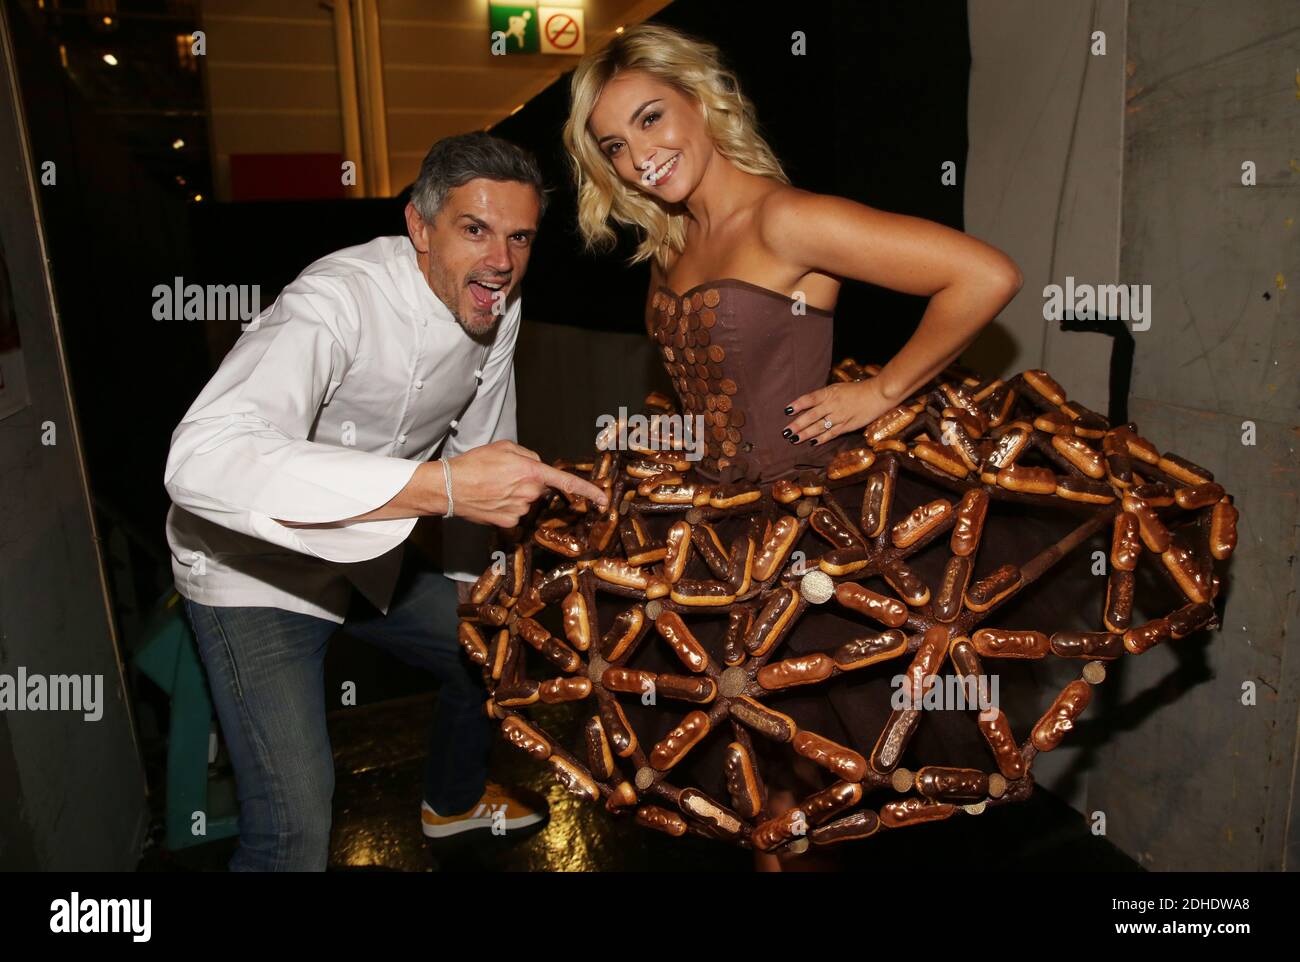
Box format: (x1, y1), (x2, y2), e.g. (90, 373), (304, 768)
(140, 692), (1139, 872)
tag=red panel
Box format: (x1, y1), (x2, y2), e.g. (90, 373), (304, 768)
(229, 153), (347, 201)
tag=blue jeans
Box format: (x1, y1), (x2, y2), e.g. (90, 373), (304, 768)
(182, 565), (490, 871)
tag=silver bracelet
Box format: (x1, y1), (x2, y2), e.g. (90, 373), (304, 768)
(440, 458), (455, 518)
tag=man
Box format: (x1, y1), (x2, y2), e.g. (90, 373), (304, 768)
(164, 132), (607, 871)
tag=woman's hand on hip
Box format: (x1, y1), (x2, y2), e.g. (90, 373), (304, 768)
(781, 379), (894, 446)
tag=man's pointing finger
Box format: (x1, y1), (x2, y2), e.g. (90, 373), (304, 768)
(535, 463), (609, 509)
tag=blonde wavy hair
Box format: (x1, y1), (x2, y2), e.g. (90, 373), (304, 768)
(562, 22), (788, 270)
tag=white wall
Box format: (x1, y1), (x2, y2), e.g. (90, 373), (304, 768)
(963, 0), (1126, 415)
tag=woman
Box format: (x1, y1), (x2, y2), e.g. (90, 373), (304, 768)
(562, 23), (1022, 475)
(474, 22), (1034, 869)
(566, 23), (1028, 868)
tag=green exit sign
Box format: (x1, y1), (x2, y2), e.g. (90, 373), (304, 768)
(490, 3), (539, 54)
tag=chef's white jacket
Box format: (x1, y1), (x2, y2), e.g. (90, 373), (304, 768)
(164, 235), (518, 622)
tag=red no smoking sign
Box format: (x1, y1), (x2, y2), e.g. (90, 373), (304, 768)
(543, 11), (580, 51)
(538, 5), (585, 53)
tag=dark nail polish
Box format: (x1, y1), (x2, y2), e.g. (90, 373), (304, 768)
(790, 434), (800, 443)
(784, 406), (794, 415)
(809, 439), (818, 446)
(782, 428), (792, 438)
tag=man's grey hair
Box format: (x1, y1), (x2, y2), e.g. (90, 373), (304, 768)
(410, 132), (548, 223)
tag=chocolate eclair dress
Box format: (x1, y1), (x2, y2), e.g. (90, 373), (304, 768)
(456, 279), (1238, 850)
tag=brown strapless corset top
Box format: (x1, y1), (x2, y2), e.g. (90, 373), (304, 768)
(648, 278), (853, 484)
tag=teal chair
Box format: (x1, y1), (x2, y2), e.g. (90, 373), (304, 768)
(134, 592), (240, 850)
